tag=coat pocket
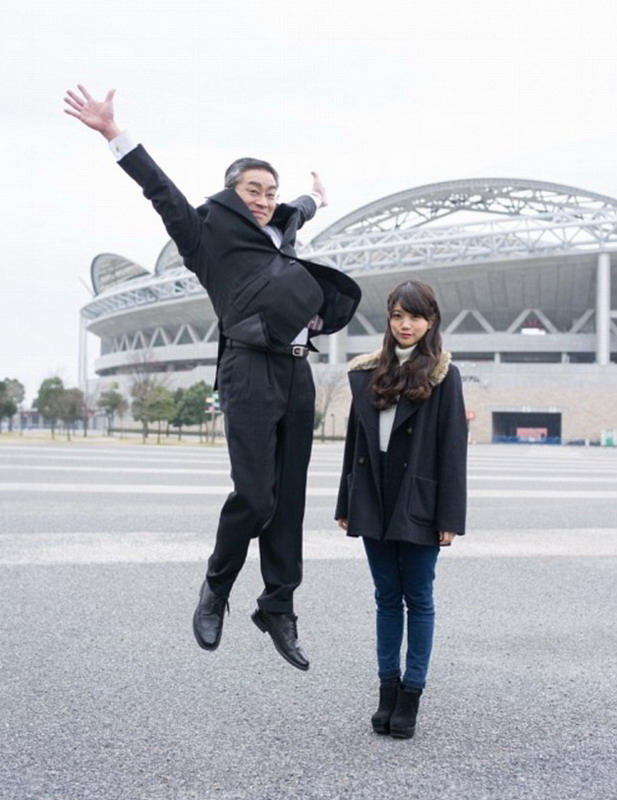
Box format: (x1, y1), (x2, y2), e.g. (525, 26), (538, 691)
(407, 475), (438, 526)
(233, 272), (270, 312)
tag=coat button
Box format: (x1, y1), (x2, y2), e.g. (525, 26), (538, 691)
(288, 259), (297, 265)
(406, 426), (413, 435)
(357, 456), (366, 465)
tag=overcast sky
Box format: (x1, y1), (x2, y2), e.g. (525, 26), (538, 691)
(2, 0), (617, 404)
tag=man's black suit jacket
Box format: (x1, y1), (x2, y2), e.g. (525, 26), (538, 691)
(118, 145), (361, 349)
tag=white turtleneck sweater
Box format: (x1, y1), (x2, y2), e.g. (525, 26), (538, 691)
(379, 345), (416, 452)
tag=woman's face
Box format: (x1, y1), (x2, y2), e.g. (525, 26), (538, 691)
(389, 302), (432, 349)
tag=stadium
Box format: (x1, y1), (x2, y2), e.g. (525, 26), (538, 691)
(80, 178), (617, 444)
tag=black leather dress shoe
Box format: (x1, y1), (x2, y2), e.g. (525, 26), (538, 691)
(251, 609), (310, 671)
(192, 580), (229, 651)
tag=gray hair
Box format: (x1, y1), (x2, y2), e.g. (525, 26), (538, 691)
(224, 157), (279, 189)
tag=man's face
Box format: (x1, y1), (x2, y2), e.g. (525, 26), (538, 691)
(234, 169), (278, 227)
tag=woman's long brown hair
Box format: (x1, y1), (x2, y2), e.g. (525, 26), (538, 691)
(370, 280), (443, 409)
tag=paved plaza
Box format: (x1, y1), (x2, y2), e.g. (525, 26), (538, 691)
(1, 439), (616, 800)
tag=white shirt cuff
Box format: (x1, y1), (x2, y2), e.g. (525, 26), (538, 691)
(109, 131), (138, 161)
(308, 192), (323, 209)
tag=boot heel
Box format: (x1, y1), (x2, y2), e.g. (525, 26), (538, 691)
(251, 610), (267, 633)
(371, 681), (400, 735)
(389, 686), (422, 739)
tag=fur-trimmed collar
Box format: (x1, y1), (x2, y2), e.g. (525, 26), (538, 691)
(348, 349), (452, 386)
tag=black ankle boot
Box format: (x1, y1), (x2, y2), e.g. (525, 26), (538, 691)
(371, 680), (400, 735)
(389, 686), (422, 739)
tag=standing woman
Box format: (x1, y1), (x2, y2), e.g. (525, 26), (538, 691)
(335, 280), (467, 739)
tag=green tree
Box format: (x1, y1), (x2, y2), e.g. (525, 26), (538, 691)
(185, 381), (212, 425)
(98, 382), (129, 436)
(59, 387), (86, 441)
(144, 384), (175, 444)
(35, 377), (65, 438)
(171, 381), (212, 440)
(0, 382), (16, 433)
(129, 353), (171, 441)
(170, 387), (188, 439)
(4, 378), (25, 406)
(130, 373), (158, 441)
(187, 381), (212, 442)
(0, 378), (25, 432)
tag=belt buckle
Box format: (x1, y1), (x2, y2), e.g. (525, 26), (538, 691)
(291, 345), (306, 358)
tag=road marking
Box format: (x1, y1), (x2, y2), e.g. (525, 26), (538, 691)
(0, 464), (233, 476)
(2, 465), (617, 482)
(2, 482), (617, 499)
(0, 529), (615, 566)
(0, 529), (363, 565)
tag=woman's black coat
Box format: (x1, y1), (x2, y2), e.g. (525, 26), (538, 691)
(335, 350), (468, 546)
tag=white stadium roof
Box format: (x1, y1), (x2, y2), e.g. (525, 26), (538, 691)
(82, 178), (617, 373)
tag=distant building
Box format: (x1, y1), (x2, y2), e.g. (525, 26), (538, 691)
(80, 178), (617, 443)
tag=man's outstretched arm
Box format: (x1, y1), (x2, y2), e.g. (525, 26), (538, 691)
(63, 84), (203, 262)
(63, 84), (122, 141)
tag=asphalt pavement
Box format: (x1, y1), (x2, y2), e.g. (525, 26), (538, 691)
(1, 438), (616, 800)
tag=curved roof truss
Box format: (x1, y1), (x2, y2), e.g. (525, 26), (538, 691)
(310, 178), (617, 245)
(302, 209), (617, 274)
(82, 268), (204, 320)
(84, 178), (617, 324)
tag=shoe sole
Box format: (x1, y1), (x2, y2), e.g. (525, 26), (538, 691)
(390, 728), (416, 739)
(371, 724), (390, 735)
(251, 610), (310, 672)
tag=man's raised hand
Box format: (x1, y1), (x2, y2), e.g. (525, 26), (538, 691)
(63, 84), (122, 141)
(311, 171), (328, 207)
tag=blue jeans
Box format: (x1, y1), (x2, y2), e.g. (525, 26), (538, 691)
(363, 537), (439, 690)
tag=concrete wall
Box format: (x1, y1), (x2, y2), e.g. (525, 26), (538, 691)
(458, 363), (617, 443)
(318, 361), (617, 444)
(88, 360), (617, 445)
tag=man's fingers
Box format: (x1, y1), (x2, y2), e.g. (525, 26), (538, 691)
(77, 83), (92, 100)
(65, 90), (82, 107)
(105, 88), (116, 103)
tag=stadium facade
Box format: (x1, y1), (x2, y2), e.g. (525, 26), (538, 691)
(80, 178), (617, 444)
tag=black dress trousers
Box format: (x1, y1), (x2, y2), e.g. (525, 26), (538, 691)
(206, 346), (315, 613)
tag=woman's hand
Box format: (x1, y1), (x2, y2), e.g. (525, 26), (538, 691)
(337, 518), (348, 531)
(438, 531), (456, 547)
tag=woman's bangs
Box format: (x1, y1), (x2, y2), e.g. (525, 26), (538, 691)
(389, 283), (432, 319)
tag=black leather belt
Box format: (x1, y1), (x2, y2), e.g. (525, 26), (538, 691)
(225, 339), (310, 358)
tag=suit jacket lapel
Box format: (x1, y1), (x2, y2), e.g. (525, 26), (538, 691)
(210, 190), (297, 247)
(209, 189), (274, 239)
